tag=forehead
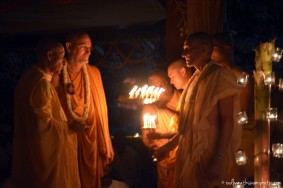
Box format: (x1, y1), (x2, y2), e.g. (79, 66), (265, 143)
(74, 35), (92, 45)
(168, 67), (180, 77)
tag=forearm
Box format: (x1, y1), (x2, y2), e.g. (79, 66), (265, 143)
(167, 133), (179, 150)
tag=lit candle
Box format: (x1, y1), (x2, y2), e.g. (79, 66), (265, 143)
(235, 111), (248, 126)
(272, 47), (283, 62)
(237, 72), (249, 87)
(235, 150), (247, 165)
(272, 143), (283, 158)
(279, 78), (283, 91)
(143, 113), (157, 129)
(135, 87), (141, 98)
(266, 108), (278, 120)
(129, 85), (138, 99)
(264, 72), (275, 86)
(141, 85), (148, 99)
(270, 182), (281, 188)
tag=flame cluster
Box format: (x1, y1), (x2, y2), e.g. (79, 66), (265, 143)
(129, 84), (165, 104)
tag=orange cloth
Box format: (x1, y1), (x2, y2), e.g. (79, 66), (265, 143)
(58, 64), (113, 188)
(12, 66), (80, 188)
(175, 64), (242, 188)
(141, 91), (180, 188)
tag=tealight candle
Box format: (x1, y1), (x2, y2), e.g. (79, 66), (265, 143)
(235, 150), (247, 165)
(233, 184), (244, 188)
(272, 143), (283, 158)
(270, 182), (281, 188)
(237, 72), (249, 87)
(272, 47), (283, 62)
(264, 72), (275, 86)
(266, 108), (278, 120)
(235, 111), (248, 126)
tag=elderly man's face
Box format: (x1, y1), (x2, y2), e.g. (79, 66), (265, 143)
(182, 40), (203, 68)
(49, 47), (65, 75)
(68, 34), (92, 64)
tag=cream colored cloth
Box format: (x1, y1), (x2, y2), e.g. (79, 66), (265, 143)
(58, 64), (113, 188)
(12, 66), (80, 188)
(175, 64), (242, 188)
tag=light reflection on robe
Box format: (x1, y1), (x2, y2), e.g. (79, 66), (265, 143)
(12, 66), (80, 188)
(58, 64), (113, 188)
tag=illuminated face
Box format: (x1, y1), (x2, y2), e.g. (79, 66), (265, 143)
(49, 47), (65, 75)
(68, 34), (93, 64)
(168, 67), (185, 90)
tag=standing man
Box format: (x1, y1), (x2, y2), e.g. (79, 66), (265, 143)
(175, 32), (242, 187)
(12, 39), (81, 188)
(52, 32), (114, 188)
(141, 69), (180, 188)
(151, 59), (192, 161)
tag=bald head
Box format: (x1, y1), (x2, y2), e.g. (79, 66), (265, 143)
(168, 59), (192, 90)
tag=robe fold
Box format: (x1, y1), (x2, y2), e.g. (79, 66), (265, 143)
(175, 64), (242, 188)
(142, 90), (180, 188)
(58, 64), (112, 188)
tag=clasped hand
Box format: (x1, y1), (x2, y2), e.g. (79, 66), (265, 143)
(68, 120), (90, 132)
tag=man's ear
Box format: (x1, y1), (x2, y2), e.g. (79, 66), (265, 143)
(46, 51), (53, 61)
(65, 42), (71, 52)
(180, 67), (186, 76)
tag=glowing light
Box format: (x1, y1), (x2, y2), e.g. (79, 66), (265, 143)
(272, 47), (283, 62)
(128, 84), (165, 104)
(266, 108), (278, 120)
(237, 72), (249, 87)
(272, 143), (283, 158)
(235, 151), (247, 165)
(235, 111), (248, 126)
(264, 72), (275, 86)
(143, 113), (157, 129)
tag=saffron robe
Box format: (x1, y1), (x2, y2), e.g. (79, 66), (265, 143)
(175, 64), (242, 187)
(57, 64), (113, 188)
(141, 90), (180, 188)
(12, 66), (80, 188)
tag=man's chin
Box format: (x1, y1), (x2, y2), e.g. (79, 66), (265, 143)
(80, 60), (89, 65)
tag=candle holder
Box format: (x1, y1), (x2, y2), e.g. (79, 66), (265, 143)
(272, 143), (283, 158)
(279, 78), (283, 91)
(235, 111), (248, 126)
(235, 150), (247, 165)
(264, 72), (275, 86)
(237, 72), (249, 87)
(265, 108), (278, 120)
(272, 47), (283, 62)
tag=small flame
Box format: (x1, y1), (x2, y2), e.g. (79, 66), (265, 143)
(143, 113), (157, 129)
(128, 84), (165, 104)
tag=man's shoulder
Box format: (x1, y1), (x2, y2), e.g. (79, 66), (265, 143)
(86, 64), (99, 72)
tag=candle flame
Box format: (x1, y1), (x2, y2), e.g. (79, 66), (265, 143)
(143, 113), (157, 129)
(128, 84), (165, 104)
